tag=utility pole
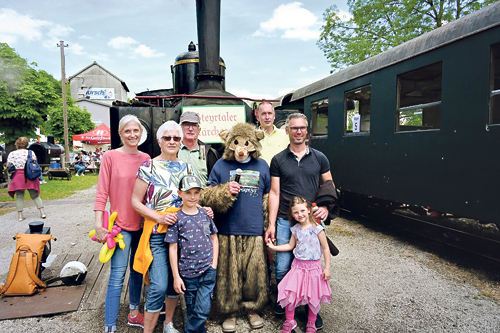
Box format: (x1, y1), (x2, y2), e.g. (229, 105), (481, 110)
(58, 41), (69, 165)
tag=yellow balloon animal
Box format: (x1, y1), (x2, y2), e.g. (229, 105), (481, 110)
(89, 211), (126, 263)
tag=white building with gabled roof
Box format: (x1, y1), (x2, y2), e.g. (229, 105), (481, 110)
(68, 62), (129, 127)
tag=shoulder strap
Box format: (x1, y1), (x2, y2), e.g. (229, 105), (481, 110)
(24, 151), (31, 182)
(0, 250), (21, 297)
(24, 250), (46, 292)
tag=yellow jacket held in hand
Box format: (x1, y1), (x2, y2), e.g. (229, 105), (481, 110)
(133, 207), (181, 285)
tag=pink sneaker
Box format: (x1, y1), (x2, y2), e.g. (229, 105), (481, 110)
(306, 321), (317, 333)
(281, 319), (297, 333)
(128, 312), (144, 328)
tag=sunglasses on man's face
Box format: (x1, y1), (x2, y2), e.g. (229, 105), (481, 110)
(161, 136), (181, 142)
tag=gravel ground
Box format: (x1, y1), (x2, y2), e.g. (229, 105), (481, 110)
(0, 185), (499, 332)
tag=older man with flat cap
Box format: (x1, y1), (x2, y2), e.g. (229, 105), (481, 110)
(178, 111), (220, 186)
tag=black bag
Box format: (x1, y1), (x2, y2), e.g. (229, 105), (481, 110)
(24, 150), (42, 181)
(7, 164), (16, 179)
(326, 236), (339, 256)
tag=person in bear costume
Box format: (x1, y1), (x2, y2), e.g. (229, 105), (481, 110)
(201, 122), (270, 332)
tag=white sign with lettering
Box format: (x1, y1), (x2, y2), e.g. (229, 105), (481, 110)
(85, 88), (115, 100)
(181, 105), (246, 143)
(352, 114), (361, 133)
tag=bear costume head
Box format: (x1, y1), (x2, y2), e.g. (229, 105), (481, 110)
(219, 123), (265, 162)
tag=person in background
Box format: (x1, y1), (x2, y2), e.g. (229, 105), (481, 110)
(256, 102), (290, 166)
(95, 147), (102, 159)
(88, 152), (100, 171)
(165, 175), (218, 333)
(265, 113), (333, 331)
(74, 151), (86, 176)
(177, 111), (219, 186)
(94, 115), (150, 333)
(83, 151), (91, 164)
(267, 197), (331, 333)
(6, 137), (46, 221)
(256, 101), (291, 294)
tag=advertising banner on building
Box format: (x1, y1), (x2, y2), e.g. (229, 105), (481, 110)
(181, 105), (246, 143)
(85, 88), (115, 100)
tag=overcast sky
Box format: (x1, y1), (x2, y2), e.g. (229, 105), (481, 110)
(0, 0), (349, 101)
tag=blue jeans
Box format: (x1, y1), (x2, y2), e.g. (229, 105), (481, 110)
(145, 233), (178, 312)
(105, 229), (143, 332)
(275, 217), (294, 281)
(183, 267), (217, 333)
(74, 163), (85, 175)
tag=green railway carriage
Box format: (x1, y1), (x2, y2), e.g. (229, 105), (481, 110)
(283, 2), (500, 226)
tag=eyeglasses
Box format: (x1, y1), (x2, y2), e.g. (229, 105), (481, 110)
(289, 126), (307, 132)
(161, 136), (181, 142)
(181, 123), (199, 129)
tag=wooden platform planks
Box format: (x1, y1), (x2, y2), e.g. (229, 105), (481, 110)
(79, 252), (109, 311)
(42, 251), (146, 312)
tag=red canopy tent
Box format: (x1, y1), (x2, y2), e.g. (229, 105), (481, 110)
(72, 123), (111, 145)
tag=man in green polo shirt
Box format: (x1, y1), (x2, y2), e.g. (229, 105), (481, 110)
(177, 111), (220, 186)
(257, 102), (290, 165)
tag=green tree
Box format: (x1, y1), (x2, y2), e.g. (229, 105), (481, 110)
(0, 43), (60, 150)
(44, 96), (95, 147)
(317, 0), (497, 73)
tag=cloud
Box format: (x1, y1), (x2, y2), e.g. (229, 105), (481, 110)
(0, 34), (16, 44)
(79, 35), (92, 40)
(300, 66), (315, 72)
(0, 9), (43, 41)
(49, 25), (74, 38)
(107, 37), (164, 58)
(228, 89), (277, 101)
(69, 43), (85, 55)
(108, 36), (138, 49)
(133, 44), (165, 58)
(253, 2), (320, 41)
(0, 8), (73, 44)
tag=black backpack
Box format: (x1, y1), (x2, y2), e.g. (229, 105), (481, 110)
(24, 150), (42, 181)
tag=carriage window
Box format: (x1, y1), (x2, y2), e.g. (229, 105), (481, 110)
(490, 42), (500, 124)
(311, 98), (328, 136)
(345, 85), (371, 134)
(397, 62), (442, 132)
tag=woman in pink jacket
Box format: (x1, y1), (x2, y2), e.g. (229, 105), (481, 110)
(93, 115), (150, 333)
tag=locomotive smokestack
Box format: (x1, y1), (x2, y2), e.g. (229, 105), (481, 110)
(195, 0), (224, 91)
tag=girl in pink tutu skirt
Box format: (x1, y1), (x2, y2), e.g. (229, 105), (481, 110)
(267, 196), (331, 333)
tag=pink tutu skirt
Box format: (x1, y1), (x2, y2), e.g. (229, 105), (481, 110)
(278, 258), (331, 314)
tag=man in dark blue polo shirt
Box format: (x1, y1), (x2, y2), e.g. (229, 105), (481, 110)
(264, 113), (333, 330)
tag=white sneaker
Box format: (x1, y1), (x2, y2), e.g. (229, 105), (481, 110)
(81, 173), (85, 176)
(75, 173), (79, 177)
(163, 322), (180, 333)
